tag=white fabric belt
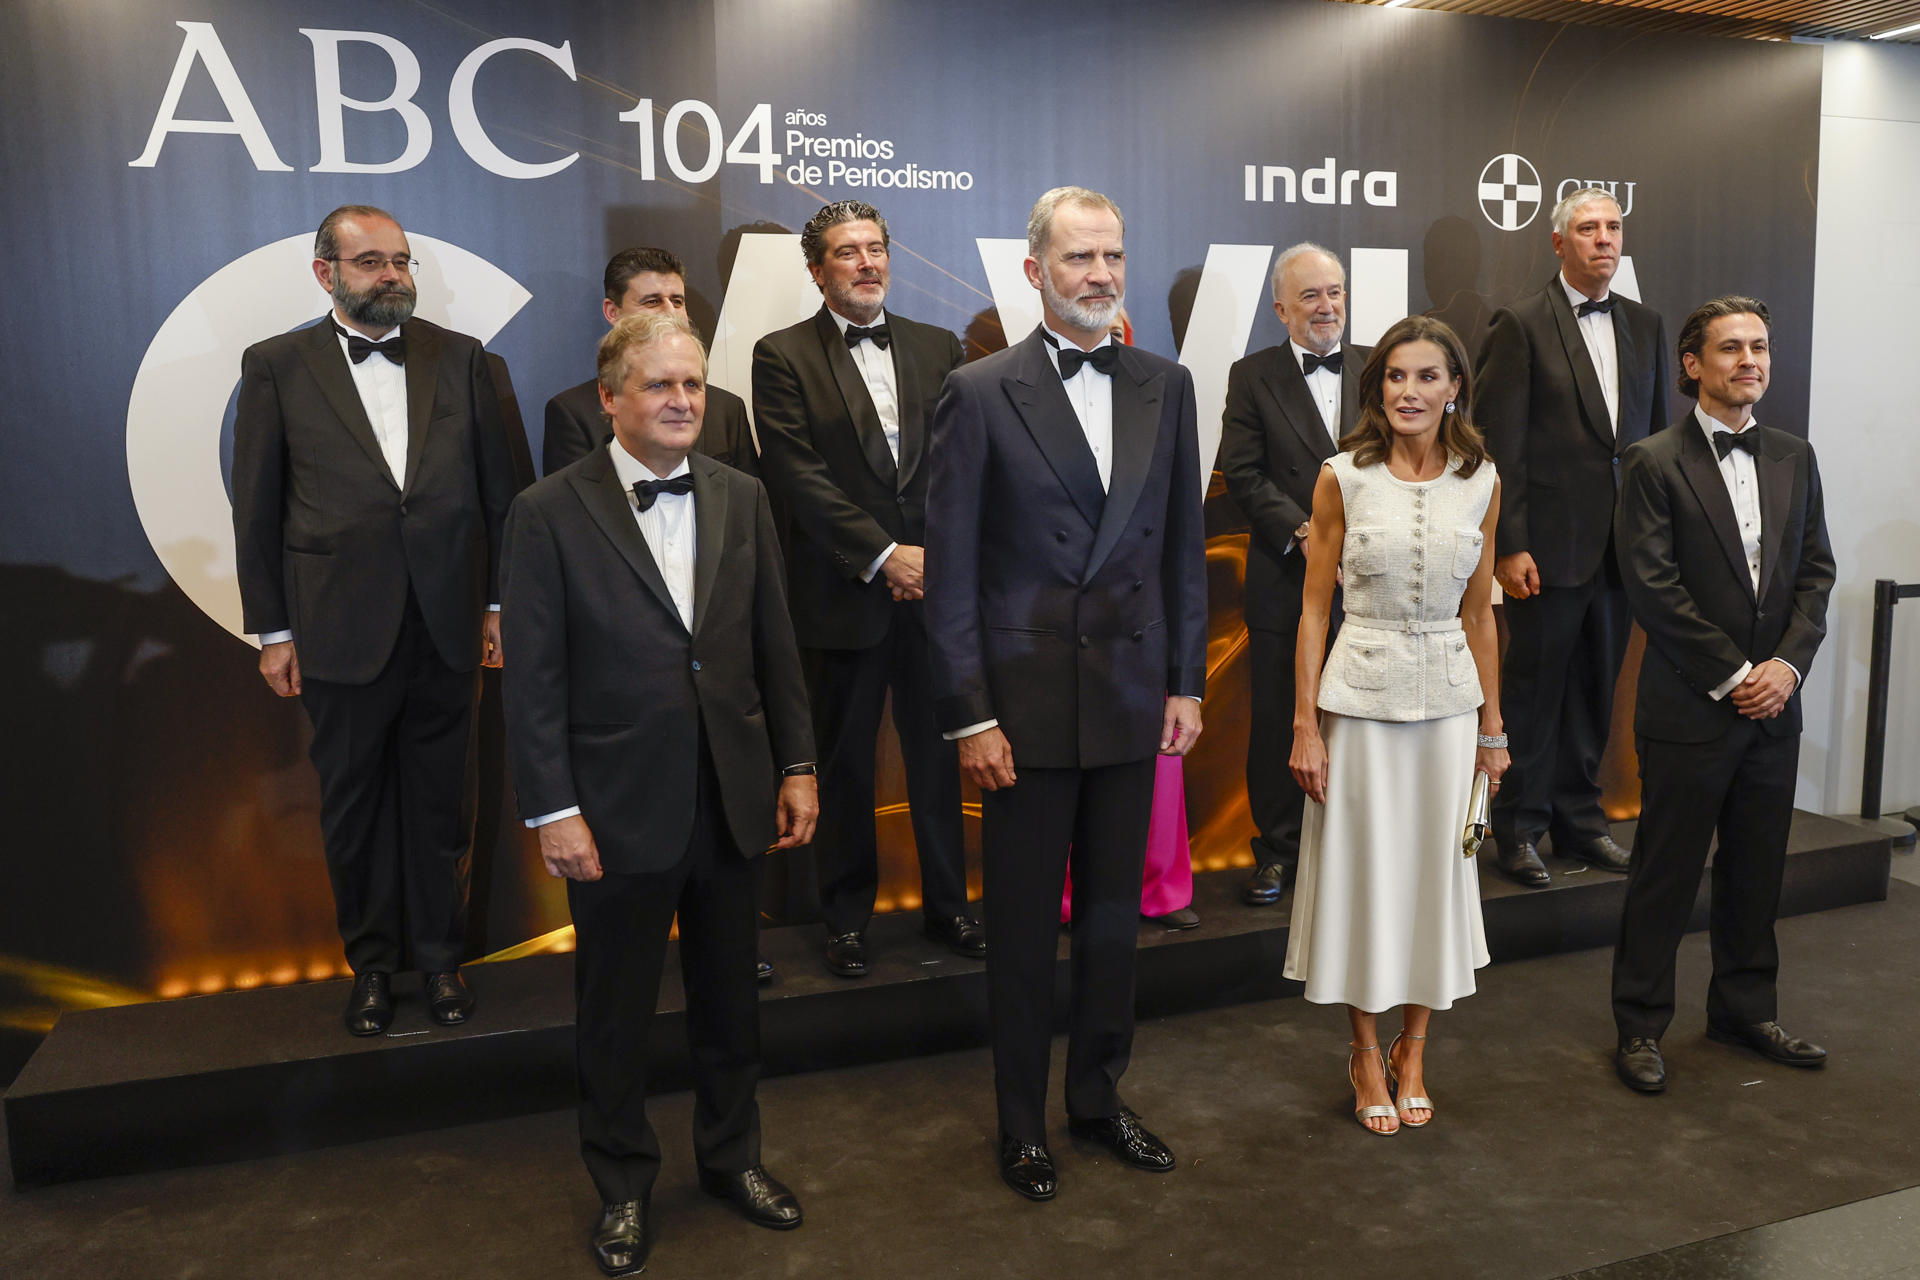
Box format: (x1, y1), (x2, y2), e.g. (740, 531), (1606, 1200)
(1344, 614), (1463, 635)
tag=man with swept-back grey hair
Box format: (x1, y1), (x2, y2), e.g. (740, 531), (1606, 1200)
(926, 184), (1206, 1200)
(1473, 186), (1671, 890)
(1217, 241), (1367, 909)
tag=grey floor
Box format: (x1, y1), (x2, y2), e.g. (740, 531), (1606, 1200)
(4, 866), (1917, 1280)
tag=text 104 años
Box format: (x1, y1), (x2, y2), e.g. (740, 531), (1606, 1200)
(618, 99), (780, 184)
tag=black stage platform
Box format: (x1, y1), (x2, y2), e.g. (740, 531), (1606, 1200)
(3, 810), (1891, 1188)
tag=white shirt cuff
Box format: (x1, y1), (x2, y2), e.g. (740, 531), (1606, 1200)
(488, 603), (501, 612)
(1708, 660), (1753, 701)
(943, 718), (998, 741)
(1177, 695), (1202, 703)
(861, 543), (898, 583)
(1770, 657), (1801, 688)
(258, 630), (294, 645)
(526, 805), (582, 828)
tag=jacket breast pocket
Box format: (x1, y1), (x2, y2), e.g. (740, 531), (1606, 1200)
(1452, 528), (1484, 579)
(1346, 527), (1387, 576)
(1444, 634), (1476, 686)
(1341, 638), (1389, 690)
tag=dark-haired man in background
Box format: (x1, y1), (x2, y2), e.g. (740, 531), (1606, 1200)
(1609, 296), (1833, 1094)
(752, 201), (978, 978)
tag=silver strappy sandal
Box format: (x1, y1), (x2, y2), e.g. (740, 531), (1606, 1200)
(1349, 1043), (1399, 1136)
(1387, 1031), (1433, 1127)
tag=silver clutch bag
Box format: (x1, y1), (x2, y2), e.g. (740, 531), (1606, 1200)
(1463, 769), (1491, 860)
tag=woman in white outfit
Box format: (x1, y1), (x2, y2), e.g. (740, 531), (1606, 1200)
(1284, 315), (1510, 1136)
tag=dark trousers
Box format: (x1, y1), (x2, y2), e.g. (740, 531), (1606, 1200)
(566, 747), (763, 1204)
(1611, 722), (1798, 1040)
(807, 603), (968, 934)
(982, 758), (1156, 1144)
(1246, 599), (1340, 869)
(300, 598), (477, 975)
(1492, 570), (1630, 849)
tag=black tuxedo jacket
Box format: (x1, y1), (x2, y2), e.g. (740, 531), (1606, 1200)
(1217, 342), (1368, 632)
(500, 448), (813, 873)
(924, 329), (1209, 769)
(1476, 279), (1670, 585)
(1615, 417), (1833, 744)
(232, 316), (519, 684)
(752, 305), (965, 649)
(542, 376), (759, 480)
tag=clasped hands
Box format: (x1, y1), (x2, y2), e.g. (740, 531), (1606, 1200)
(1730, 658), (1797, 720)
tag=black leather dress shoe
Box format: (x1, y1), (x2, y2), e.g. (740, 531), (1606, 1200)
(343, 971), (392, 1037)
(590, 1198), (652, 1276)
(756, 953), (774, 984)
(1242, 861), (1292, 906)
(425, 970), (474, 1025)
(1067, 1105), (1176, 1171)
(1706, 1020), (1828, 1067)
(1562, 834), (1632, 873)
(1494, 839), (1552, 887)
(1151, 907), (1201, 930)
(823, 932), (867, 977)
(698, 1165), (802, 1229)
(997, 1134), (1057, 1201)
(1615, 1037), (1667, 1093)
(924, 913), (987, 959)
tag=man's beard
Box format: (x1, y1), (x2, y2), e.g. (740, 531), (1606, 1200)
(334, 274), (417, 328)
(1042, 270), (1123, 335)
(825, 273), (886, 324)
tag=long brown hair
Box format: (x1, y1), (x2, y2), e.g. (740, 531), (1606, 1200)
(1343, 315), (1489, 477)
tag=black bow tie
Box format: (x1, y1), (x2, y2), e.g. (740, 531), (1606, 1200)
(337, 325), (405, 365)
(1575, 296), (1615, 318)
(632, 475), (694, 511)
(1040, 330), (1121, 380)
(844, 324), (890, 350)
(1712, 429), (1761, 461)
(1302, 350), (1343, 376)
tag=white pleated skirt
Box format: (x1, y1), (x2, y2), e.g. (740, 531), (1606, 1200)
(1283, 709), (1489, 1013)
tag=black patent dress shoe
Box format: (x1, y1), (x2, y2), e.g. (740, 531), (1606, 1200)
(698, 1165), (803, 1229)
(590, 1198), (652, 1275)
(1494, 839), (1552, 887)
(756, 953), (775, 984)
(997, 1134), (1057, 1201)
(1242, 861), (1292, 906)
(823, 931), (867, 978)
(425, 970), (474, 1025)
(924, 913), (988, 958)
(343, 971), (393, 1037)
(1561, 834), (1632, 873)
(1615, 1036), (1667, 1093)
(1707, 1020), (1828, 1067)
(1151, 907), (1201, 930)
(1067, 1105), (1176, 1171)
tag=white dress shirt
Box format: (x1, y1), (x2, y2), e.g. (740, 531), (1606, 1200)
(827, 307), (906, 583)
(528, 442), (697, 829)
(1291, 339), (1343, 442)
(259, 319), (408, 647)
(1693, 406), (1800, 701)
(1560, 273), (1620, 434)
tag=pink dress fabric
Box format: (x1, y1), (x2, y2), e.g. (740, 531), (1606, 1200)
(1061, 754), (1194, 921)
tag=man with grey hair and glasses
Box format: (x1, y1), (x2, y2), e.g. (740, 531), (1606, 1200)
(926, 186), (1207, 1200)
(1473, 187), (1670, 889)
(1218, 242), (1367, 910)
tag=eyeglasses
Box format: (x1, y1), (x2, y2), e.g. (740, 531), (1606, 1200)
(329, 254), (418, 274)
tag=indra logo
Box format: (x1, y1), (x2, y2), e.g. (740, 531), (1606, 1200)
(125, 234), (529, 644)
(1478, 154), (1543, 231)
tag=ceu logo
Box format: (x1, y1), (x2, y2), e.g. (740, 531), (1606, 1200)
(125, 234), (529, 644)
(1478, 154), (1542, 231)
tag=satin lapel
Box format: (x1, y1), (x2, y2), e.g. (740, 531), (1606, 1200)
(400, 319), (440, 496)
(1546, 285), (1616, 452)
(1084, 349), (1164, 582)
(815, 307), (898, 489)
(689, 455), (729, 638)
(1338, 352), (1366, 438)
(1264, 350), (1338, 462)
(1676, 426), (1757, 605)
(1610, 309), (1644, 445)
(891, 330), (928, 492)
(569, 448), (686, 633)
(1754, 431), (1794, 605)
(297, 321), (395, 488)
(1004, 331), (1104, 530)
